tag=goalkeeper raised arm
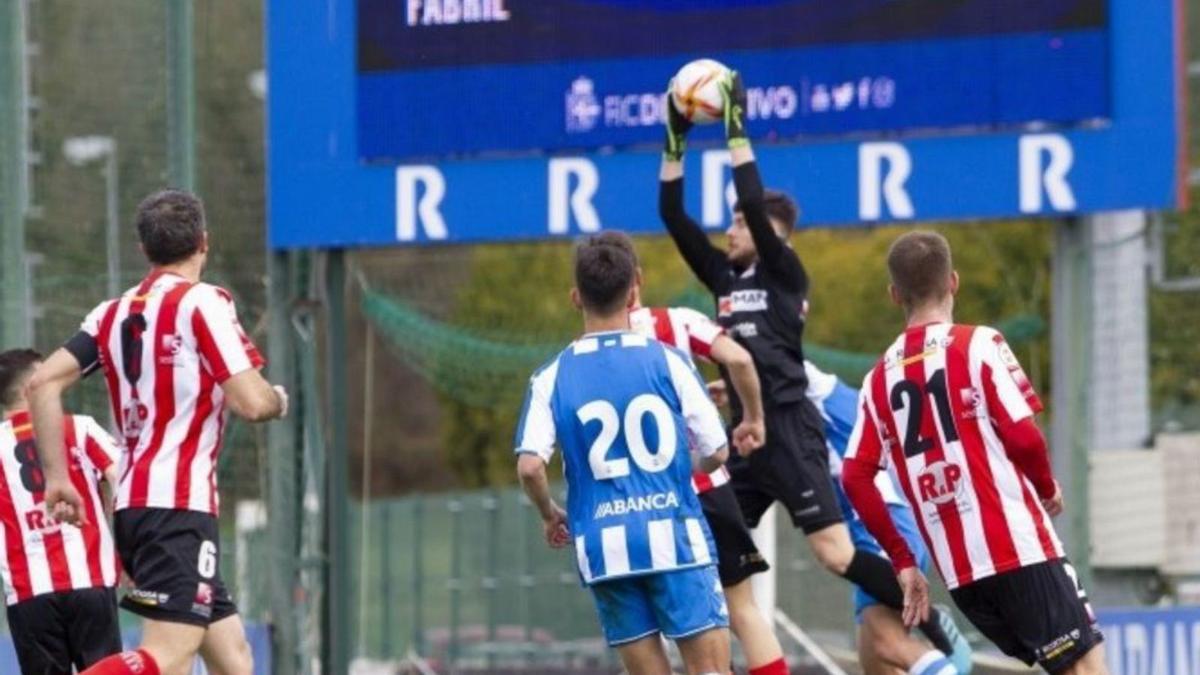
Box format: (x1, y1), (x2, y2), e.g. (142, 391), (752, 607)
(657, 69), (967, 666)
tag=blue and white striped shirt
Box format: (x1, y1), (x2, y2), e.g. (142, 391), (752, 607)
(515, 331), (727, 584)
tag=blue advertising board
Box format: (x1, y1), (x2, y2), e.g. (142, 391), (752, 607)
(357, 0), (1109, 159)
(266, 0), (1182, 250)
(1098, 606), (1200, 675)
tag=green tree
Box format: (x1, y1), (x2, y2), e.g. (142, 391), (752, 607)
(430, 222), (1053, 488)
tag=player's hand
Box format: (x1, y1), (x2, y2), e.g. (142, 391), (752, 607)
(663, 78), (694, 162)
(542, 503), (570, 549)
(718, 69), (749, 147)
(732, 418), (766, 456)
(1041, 481), (1064, 518)
(898, 566), (931, 628)
(273, 385), (290, 419)
(45, 478), (87, 527)
(706, 379), (728, 408)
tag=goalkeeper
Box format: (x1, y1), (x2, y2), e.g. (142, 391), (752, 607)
(658, 68), (968, 669)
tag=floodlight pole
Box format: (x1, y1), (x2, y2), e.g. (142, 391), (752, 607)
(0, 0), (31, 347)
(166, 0), (195, 191)
(1051, 217), (1094, 591)
(267, 251), (300, 675)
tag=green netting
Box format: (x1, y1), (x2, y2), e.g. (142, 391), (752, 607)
(361, 287), (1047, 401)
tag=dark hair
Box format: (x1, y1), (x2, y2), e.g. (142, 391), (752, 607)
(0, 349), (41, 409)
(887, 230), (954, 309)
(135, 189), (206, 265)
(734, 189), (800, 234)
(588, 230), (638, 266)
(574, 233), (636, 316)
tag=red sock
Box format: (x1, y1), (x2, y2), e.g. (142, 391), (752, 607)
(82, 650), (161, 675)
(749, 657), (789, 675)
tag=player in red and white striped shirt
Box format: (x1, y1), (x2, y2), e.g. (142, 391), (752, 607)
(29, 190), (289, 675)
(842, 231), (1107, 675)
(0, 349), (122, 673)
(597, 232), (789, 675)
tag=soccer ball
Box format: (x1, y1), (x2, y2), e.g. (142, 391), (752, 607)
(670, 59), (730, 125)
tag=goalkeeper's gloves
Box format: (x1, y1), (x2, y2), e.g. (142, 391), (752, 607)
(720, 70), (749, 150)
(663, 79), (693, 162)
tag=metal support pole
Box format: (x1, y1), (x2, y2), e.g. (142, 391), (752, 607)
(0, 0), (31, 347)
(484, 492), (500, 671)
(380, 502), (393, 659)
(519, 495), (534, 661)
(448, 498), (464, 668)
(1087, 211), (1151, 450)
(166, 0), (196, 191)
(1086, 211), (1155, 605)
(1051, 218), (1093, 590)
(358, 325), (375, 659)
(267, 251), (299, 675)
(105, 148), (120, 296)
(412, 498), (425, 657)
(322, 250), (351, 675)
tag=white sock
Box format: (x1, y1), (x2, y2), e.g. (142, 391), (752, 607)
(909, 649), (953, 675)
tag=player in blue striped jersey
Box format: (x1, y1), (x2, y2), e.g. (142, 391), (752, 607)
(515, 234), (734, 675)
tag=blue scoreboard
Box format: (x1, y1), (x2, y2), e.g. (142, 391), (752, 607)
(267, 0), (1183, 249)
(357, 0), (1109, 160)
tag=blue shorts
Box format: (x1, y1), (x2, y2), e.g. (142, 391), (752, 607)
(589, 565), (729, 646)
(849, 504), (930, 622)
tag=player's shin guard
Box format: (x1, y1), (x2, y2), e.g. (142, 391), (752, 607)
(80, 649), (161, 675)
(749, 657), (789, 675)
(909, 649), (955, 675)
(842, 551), (955, 655)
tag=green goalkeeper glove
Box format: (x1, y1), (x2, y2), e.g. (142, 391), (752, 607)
(664, 79), (693, 162)
(720, 70), (749, 149)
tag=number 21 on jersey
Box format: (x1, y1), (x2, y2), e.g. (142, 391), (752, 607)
(890, 368), (960, 457)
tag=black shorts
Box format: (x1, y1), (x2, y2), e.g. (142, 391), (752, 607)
(951, 558), (1103, 674)
(115, 507), (238, 627)
(700, 482), (769, 587)
(7, 587), (122, 674)
(728, 400), (842, 534)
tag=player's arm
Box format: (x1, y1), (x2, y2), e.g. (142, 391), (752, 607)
(83, 418), (121, 517)
(999, 420), (1061, 515)
(664, 349), (729, 474)
(841, 392), (931, 627)
(222, 371), (287, 422)
(193, 285), (288, 422)
(708, 336), (765, 454)
(659, 85), (732, 292)
(516, 454), (568, 545)
(29, 303), (111, 524)
(839, 381), (917, 573)
(674, 308), (765, 454)
(842, 458), (914, 570)
(721, 73), (807, 293)
(27, 348), (87, 524)
(694, 442), (729, 475)
(979, 330), (1059, 508)
(514, 366), (569, 548)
